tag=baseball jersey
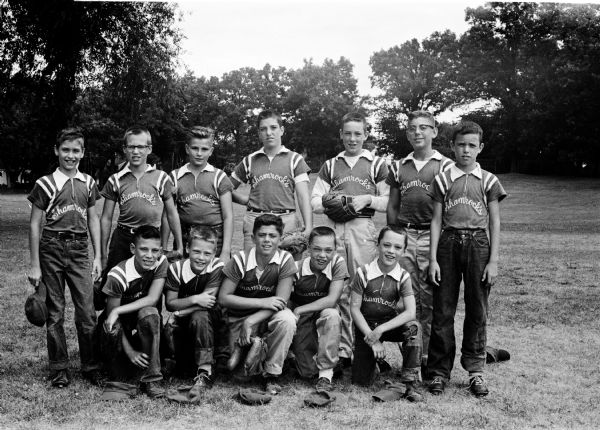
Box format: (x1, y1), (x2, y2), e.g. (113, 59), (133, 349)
(386, 151), (454, 225)
(170, 163), (233, 227)
(430, 163), (507, 230)
(319, 150), (388, 197)
(28, 168), (100, 234)
(164, 257), (224, 298)
(101, 163), (173, 228)
(231, 146), (310, 211)
(222, 247), (297, 317)
(291, 254), (349, 306)
(351, 259), (413, 322)
(103, 255), (168, 306)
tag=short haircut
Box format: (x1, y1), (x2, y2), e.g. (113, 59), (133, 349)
(452, 121), (483, 143)
(187, 126), (215, 145)
(407, 110), (436, 126)
(341, 111), (367, 132)
(56, 127), (85, 148)
(377, 225), (408, 248)
(257, 110), (283, 129)
(187, 225), (218, 247)
(252, 213), (283, 236)
(132, 225), (161, 245)
(308, 226), (336, 247)
(123, 125), (152, 146)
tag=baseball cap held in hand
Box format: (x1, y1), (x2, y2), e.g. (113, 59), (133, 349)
(25, 281), (48, 327)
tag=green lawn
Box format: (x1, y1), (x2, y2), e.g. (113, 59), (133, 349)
(0, 173), (599, 429)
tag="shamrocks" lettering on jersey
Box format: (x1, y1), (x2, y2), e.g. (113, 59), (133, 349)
(332, 175), (371, 190)
(181, 192), (218, 207)
(399, 178), (430, 195)
(363, 295), (396, 308)
(250, 173), (291, 188)
(240, 283), (274, 292)
(50, 203), (88, 220)
(446, 196), (484, 215)
(120, 191), (158, 206)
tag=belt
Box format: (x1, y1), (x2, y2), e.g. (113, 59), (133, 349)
(117, 224), (137, 234)
(398, 222), (430, 230)
(43, 230), (87, 240)
(444, 228), (486, 235)
(247, 208), (295, 215)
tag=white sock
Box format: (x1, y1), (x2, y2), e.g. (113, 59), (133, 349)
(318, 369), (333, 381)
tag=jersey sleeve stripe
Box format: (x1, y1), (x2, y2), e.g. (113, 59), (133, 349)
(108, 267), (127, 289)
(36, 178), (54, 200)
(357, 267), (366, 287)
(434, 174), (447, 195)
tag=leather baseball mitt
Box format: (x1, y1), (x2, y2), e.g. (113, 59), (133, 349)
(278, 228), (308, 255)
(322, 191), (359, 223)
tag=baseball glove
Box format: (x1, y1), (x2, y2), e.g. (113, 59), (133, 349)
(279, 229), (308, 255)
(322, 192), (359, 223)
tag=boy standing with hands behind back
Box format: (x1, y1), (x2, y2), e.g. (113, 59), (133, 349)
(427, 121), (507, 397)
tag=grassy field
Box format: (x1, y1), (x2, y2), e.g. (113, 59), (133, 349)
(0, 173), (599, 429)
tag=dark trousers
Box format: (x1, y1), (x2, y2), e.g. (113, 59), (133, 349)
(352, 320), (422, 386)
(99, 307), (163, 383)
(95, 228), (134, 310)
(162, 307), (227, 375)
(427, 229), (491, 380)
(39, 233), (99, 372)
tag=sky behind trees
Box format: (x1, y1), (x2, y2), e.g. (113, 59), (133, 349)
(177, 0), (478, 97)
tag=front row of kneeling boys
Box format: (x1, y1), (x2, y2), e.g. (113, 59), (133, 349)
(96, 215), (423, 400)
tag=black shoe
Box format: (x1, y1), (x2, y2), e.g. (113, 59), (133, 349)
(428, 376), (445, 395)
(261, 375), (282, 395)
(377, 359), (392, 373)
(190, 371), (213, 396)
(50, 369), (70, 388)
(82, 369), (106, 387)
(468, 375), (489, 397)
(315, 377), (333, 391)
(140, 381), (165, 399)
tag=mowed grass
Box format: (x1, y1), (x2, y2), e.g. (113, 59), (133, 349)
(0, 173), (599, 429)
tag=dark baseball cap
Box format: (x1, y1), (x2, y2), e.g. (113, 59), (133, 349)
(25, 282), (48, 327)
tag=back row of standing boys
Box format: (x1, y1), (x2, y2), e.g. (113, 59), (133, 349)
(27, 110), (506, 401)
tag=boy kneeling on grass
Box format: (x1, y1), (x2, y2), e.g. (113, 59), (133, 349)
(99, 225), (168, 398)
(350, 226), (423, 402)
(162, 226), (226, 395)
(290, 226), (349, 391)
(218, 214), (297, 395)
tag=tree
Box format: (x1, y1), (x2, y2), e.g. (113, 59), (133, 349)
(0, 1), (182, 177)
(283, 57), (359, 167)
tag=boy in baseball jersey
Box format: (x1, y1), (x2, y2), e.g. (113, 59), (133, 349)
(230, 110), (312, 255)
(99, 126), (182, 307)
(386, 110), (453, 375)
(99, 225), (168, 398)
(311, 111), (389, 367)
(290, 226), (348, 391)
(163, 226), (225, 393)
(161, 126), (233, 262)
(427, 121), (507, 397)
(27, 128), (103, 388)
(218, 214), (297, 394)
(350, 227), (423, 402)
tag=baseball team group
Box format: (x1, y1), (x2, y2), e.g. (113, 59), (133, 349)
(25, 108), (507, 403)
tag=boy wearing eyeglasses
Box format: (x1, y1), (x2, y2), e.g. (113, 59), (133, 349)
(97, 126), (183, 308)
(386, 110), (453, 377)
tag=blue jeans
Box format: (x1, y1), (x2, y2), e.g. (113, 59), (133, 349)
(352, 320), (422, 386)
(39, 232), (99, 372)
(427, 229), (491, 380)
